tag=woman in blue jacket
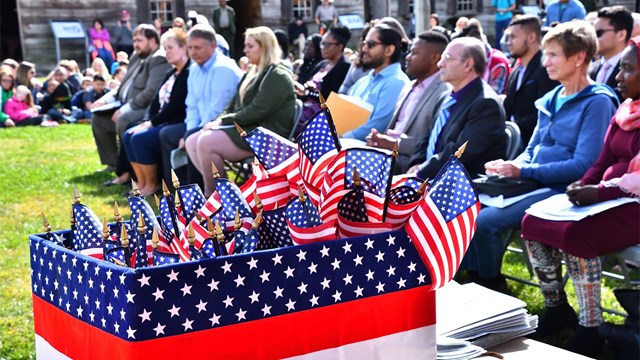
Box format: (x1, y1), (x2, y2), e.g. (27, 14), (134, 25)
(459, 21), (619, 293)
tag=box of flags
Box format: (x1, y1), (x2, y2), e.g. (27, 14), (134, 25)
(30, 106), (480, 359)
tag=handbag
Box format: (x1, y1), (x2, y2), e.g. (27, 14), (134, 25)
(473, 175), (541, 198)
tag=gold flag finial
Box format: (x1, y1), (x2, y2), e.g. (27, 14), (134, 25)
(211, 162), (221, 178)
(42, 213), (51, 234)
(102, 217), (109, 240)
(114, 201), (122, 222)
(297, 185), (306, 203)
(253, 209), (263, 229)
(154, 194), (161, 208)
(392, 141), (399, 158)
(455, 141), (468, 158)
(171, 169), (181, 189)
(417, 178), (430, 195)
(193, 211), (203, 222)
(214, 220), (225, 244)
(253, 192), (263, 210)
(187, 223), (195, 245)
(131, 180), (140, 196)
(152, 227), (160, 250)
(162, 179), (170, 197)
(73, 186), (81, 204)
(234, 122), (247, 137)
(352, 167), (361, 186)
(120, 224), (129, 247)
(70, 206), (76, 226)
(318, 91), (327, 109)
(137, 213), (146, 236)
(234, 209), (241, 231)
(174, 191), (181, 207)
(207, 217), (215, 237)
(111, 258), (127, 267)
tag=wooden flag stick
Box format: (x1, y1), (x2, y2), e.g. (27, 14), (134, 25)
(455, 141), (468, 158)
(207, 218), (215, 238)
(234, 122), (247, 137)
(253, 191), (263, 211)
(42, 213), (51, 235)
(417, 178), (430, 196)
(102, 217), (109, 241)
(318, 91), (327, 109)
(69, 206), (76, 227)
(234, 209), (241, 231)
(171, 169), (181, 189)
(187, 223), (195, 246)
(131, 180), (140, 196)
(73, 187), (81, 204)
(162, 179), (170, 197)
(211, 162), (221, 179)
(253, 209), (263, 229)
(114, 201), (122, 222)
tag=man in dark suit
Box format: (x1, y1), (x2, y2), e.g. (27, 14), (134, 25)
(366, 30), (451, 174)
(589, 6), (634, 104)
(504, 15), (558, 147)
(406, 36), (507, 180)
(213, 0), (236, 57)
(91, 24), (171, 184)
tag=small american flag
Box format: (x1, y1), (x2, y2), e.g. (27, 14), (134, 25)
(261, 206), (294, 248)
(72, 203), (105, 260)
(405, 155), (481, 290)
(243, 126), (301, 195)
(285, 195), (336, 245)
(256, 176), (292, 210)
(320, 149), (393, 223)
(158, 196), (189, 261)
(297, 109), (341, 205)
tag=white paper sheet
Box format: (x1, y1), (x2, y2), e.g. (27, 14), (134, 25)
(525, 193), (639, 221)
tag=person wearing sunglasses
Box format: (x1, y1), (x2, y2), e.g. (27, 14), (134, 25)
(588, 6), (634, 104)
(342, 24), (410, 141)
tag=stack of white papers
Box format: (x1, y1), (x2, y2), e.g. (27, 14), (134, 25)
(525, 193), (639, 221)
(436, 282), (538, 359)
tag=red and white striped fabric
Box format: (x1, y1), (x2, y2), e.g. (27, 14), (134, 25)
(286, 219), (337, 245)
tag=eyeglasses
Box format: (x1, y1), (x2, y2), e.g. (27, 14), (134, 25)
(596, 28), (616, 38)
(362, 40), (384, 49)
(320, 41), (338, 48)
(1, 79), (12, 83)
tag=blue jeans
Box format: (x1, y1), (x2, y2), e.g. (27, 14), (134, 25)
(495, 18), (511, 49)
(461, 189), (560, 278)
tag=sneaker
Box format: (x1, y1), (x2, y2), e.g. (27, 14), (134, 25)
(40, 119), (59, 127)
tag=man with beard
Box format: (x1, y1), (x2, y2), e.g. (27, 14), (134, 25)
(342, 23), (410, 141)
(503, 15), (558, 146)
(91, 24), (170, 183)
(365, 30), (451, 174)
(406, 37), (507, 181)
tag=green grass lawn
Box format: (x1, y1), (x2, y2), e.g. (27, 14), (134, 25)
(0, 124), (630, 358)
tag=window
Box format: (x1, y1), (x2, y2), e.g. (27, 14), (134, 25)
(150, 0), (174, 22)
(456, 0), (478, 15)
(293, 0), (313, 20)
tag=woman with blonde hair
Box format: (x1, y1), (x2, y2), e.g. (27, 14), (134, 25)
(186, 26), (295, 196)
(91, 57), (111, 83)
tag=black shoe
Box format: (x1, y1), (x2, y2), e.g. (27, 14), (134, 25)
(532, 302), (578, 340)
(566, 325), (604, 358)
(476, 275), (510, 295)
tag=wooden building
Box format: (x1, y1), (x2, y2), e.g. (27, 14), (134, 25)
(2, 0), (637, 72)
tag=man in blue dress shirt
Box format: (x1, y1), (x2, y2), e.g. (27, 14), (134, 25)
(342, 24), (410, 141)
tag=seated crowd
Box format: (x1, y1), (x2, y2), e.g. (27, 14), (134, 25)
(2, 6), (639, 357)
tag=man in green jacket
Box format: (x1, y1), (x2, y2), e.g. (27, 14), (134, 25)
(213, 0), (236, 57)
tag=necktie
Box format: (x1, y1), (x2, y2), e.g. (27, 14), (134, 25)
(596, 61), (611, 84)
(426, 96), (456, 159)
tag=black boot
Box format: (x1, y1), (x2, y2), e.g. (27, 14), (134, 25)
(531, 302), (578, 340)
(566, 325), (604, 358)
(598, 289), (640, 360)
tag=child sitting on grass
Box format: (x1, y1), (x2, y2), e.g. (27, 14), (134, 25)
(4, 85), (46, 126)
